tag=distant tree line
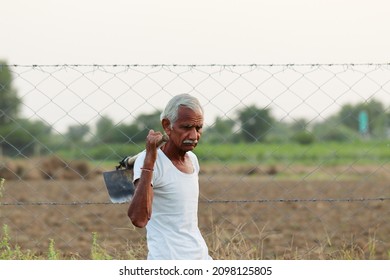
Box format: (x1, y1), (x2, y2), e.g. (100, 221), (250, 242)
(1, 61), (390, 158)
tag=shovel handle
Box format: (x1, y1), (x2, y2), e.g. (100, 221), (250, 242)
(156, 133), (170, 148)
(126, 134), (169, 168)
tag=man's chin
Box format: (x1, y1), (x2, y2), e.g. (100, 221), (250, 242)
(183, 144), (196, 151)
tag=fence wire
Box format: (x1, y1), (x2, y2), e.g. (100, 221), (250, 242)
(1, 63), (390, 260)
(2, 197), (390, 206)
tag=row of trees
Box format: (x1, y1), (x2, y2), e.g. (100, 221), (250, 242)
(1, 61), (390, 158)
(69, 98), (390, 146)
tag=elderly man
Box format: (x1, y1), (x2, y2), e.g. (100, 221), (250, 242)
(127, 94), (212, 260)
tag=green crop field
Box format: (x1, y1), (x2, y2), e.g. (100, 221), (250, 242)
(194, 141), (390, 165)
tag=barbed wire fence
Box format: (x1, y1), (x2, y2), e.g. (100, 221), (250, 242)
(1, 63), (390, 259)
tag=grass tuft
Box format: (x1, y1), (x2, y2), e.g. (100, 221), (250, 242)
(91, 232), (113, 260)
(0, 177), (4, 198)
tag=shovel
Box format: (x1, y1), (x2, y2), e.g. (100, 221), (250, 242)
(103, 134), (169, 203)
(103, 168), (135, 203)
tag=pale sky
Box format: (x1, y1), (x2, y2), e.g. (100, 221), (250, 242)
(1, 0), (390, 132)
(2, 0), (390, 65)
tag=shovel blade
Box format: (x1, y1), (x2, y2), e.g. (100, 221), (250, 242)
(103, 169), (135, 203)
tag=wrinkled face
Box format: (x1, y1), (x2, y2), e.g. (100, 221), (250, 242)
(165, 106), (203, 152)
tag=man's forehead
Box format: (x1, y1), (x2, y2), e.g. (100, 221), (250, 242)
(177, 106), (203, 117)
(176, 107), (203, 124)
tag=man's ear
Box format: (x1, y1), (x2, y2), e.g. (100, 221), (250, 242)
(161, 119), (171, 135)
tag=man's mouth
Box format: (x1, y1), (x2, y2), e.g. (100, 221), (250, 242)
(183, 140), (197, 145)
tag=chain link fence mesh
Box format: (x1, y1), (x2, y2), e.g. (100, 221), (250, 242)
(1, 63), (390, 259)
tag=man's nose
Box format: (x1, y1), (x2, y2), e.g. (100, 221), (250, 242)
(188, 127), (198, 139)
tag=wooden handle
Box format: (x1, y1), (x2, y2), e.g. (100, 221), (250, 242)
(126, 134), (169, 168)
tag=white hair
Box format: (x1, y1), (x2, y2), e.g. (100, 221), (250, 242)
(160, 94), (204, 127)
